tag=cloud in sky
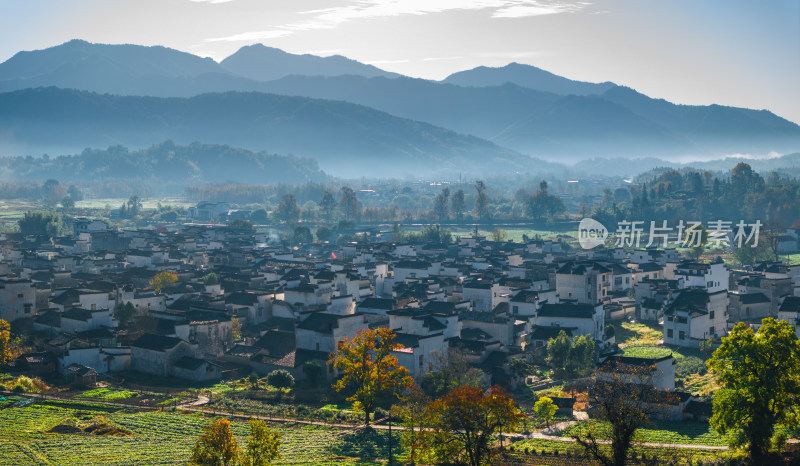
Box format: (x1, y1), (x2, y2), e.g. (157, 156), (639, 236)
(190, 0), (235, 4)
(206, 0), (589, 42)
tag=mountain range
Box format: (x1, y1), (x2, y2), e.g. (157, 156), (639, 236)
(0, 39), (798, 177)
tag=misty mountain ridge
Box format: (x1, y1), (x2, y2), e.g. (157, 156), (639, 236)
(0, 87), (546, 178)
(442, 62), (616, 96)
(0, 39), (798, 171)
(220, 43), (399, 82)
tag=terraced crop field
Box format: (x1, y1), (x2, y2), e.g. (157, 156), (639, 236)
(0, 403), (393, 465)
(559, 420), (728, 446)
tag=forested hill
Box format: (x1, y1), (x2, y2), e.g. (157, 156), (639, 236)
(0, 141), (327, 185)
(0, 87), (532, 177)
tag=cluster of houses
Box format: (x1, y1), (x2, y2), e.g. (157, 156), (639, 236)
(2, 220), (800, 420)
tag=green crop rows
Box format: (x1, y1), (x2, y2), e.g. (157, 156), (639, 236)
(559, 420), (728, 446)
(0, 404), (390, 465)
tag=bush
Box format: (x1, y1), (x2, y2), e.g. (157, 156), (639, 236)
(267, 370), (294, 389)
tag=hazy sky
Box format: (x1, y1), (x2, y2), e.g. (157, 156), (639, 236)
(2, 0), (799, 124)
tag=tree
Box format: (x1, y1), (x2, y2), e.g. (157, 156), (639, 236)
(330, 328), (412, 425)
(291, 225), (313, 245)
(190, 418), (240, 466)
(546, 331), (595, 378)
(67, 184), (84, 201)
(231, 318), (242, 341)
(302, 361), (324, 383)
(395, 384), (430, 464)
(113, 302), (136, 329)
(250, 208), (269, 224)
(228, 219), (255, 234)
(418, 385), (523, 466)
(61, 196), (75, 213)
(241, 419), (281, 466)
(433, 187), (450, 222)
(451, 189), (466, 221)
(18, 211), (62, 237)
(420, 349), (488, 397)
(273, 194), (300, 223)
(319, 191), (337, 222)
(126, 195), (143, 218)
(339, 187), (359, 221)
(315, 226), (332, 242)
(707, 318), (800, 459)
(491, 227), (507, 242)
(572, 363), (675, 466)
(0, 319), (10, 365)
(266, 370), (294, 389)
(473, 181), (490, 222)
(202, 272), (220, 285)
(149, 271), (178, 293)
(534, 396), (558, 431)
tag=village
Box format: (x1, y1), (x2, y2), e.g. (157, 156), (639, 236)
(1, 210), (798, 431)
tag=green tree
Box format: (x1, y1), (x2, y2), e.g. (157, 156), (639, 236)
(61, 196), (75, 213)
(534, 396), (558, 430)
(302, 361), (324, 383)
(126, 195), (143, 217)
(420, 349), (488, 398)
(273, 194), (300, 223)
(291, 225), (313, 245)
(473, 181), (490, 222)
(0, 319), (11, 365)
(491, 227), (507, 242)
(319, 191), (337, 222)
(315, 226), (332, 242)
(547, 331), (595, 378)
(266, 370), (294, 389)
(18, 211), (63, 236)
(228, 219), (255, 233)
(451, 189), (466, 221)
(241, 419), (281, 466)
(339, 187), (359, 221)
(330, 328), (412, 425)
(113, 302), (136, 329)
(433, 187), (450, 222)
(190, 418), (240, 466)
(201, 272), (219, 285)
(707, 318), (800, 459)
(250, 208), (269, 224)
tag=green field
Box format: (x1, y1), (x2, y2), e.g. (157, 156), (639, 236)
(558, 420), (728, 446)
(0, 402), (399, 465)
(612, 320), (663, 348)
(75, 198), (194, 210)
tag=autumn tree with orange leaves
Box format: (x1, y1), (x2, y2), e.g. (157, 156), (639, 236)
(416, 385), (523, 466)
(329, 328), (412, 425)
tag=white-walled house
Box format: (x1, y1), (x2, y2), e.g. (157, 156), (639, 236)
(0, 278), (36, 322)
(663, 288), (727, 347)
(536, 302), (605, 343)
(675, 261), (729, 294)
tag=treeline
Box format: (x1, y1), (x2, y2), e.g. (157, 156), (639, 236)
(0, 141), (326, 188)
(590, 162), (800, 228)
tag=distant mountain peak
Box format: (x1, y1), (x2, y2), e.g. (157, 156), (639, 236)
(220, 44), (399, 82)
(442, 62), (616, 96)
